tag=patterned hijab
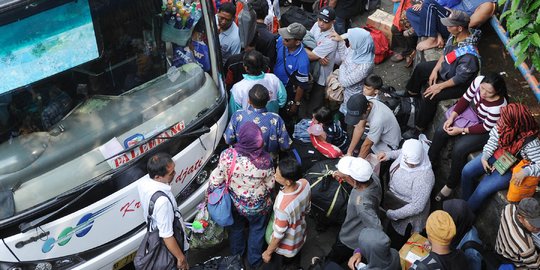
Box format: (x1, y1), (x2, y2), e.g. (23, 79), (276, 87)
(347, 28), (374, 65)
(497, 103), (539, 155)
(234, 122), (272, 170)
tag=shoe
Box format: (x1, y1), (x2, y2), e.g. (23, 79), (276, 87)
(434, 186), (453, 202)
(403, 28), (415, 38)
(405, 50), (416, 68)
(391, 54), (405, 62)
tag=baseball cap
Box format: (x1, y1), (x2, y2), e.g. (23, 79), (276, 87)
(318, 6), (336, 23)
(344, 94), (369, 126)
(426, 210), (456, 246)
(518, 198), (540, 228)
(278, 23), (307, 40)
(441, 10), (470, 27)
(336, 156), (373, 182)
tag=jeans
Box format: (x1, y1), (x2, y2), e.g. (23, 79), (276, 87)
(460, 155), (512, 212)
(334, 16), (350, 35)
(457, 227), (483, 270)
(228, 208), (268, 268)
(406, 0), (450, 38)
(428, 126), (489, 189)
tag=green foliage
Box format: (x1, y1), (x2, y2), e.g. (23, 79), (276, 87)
(500, 0), (540, 70)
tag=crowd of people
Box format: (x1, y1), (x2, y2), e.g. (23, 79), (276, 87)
(138, 0), (540, 269)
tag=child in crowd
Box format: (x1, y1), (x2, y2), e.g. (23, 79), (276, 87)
(363, 74), (383, 100)
(263, 157), (311, 269)
(312, 106), (349, 153)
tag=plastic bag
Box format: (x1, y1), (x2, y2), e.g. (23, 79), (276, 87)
(190, 254), (243, 270)
(189, 203), (227, 249)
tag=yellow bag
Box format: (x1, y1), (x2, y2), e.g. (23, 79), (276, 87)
(507, 159), (539, 202)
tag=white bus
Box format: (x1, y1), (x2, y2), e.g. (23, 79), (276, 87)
(0, 0), (227, 268)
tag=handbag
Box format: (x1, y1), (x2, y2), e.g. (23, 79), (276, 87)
(445, 103), (481, 129)
(382, 164), (408, 211)
(493, 149), (518, 175)
(189, 203), (227, 249)
(207, 149), (237, 227)
(325, 69), (344, 102)
(134, 191), (187, 270)
(507, 159), (540, 202)
(265, 211), (275, 244)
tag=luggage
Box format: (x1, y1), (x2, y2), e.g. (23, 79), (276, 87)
(190, 254), (243, 270)
(304, 159), (352, 225)
(290, 139), (327, 172)
(280, 6), (317, 30)
(378, 85), (419, 132)
(363, 25), (392, 64)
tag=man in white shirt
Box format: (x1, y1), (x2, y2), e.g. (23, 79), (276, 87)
(304, 6), (340, 117)
(137, 153), (189, 270)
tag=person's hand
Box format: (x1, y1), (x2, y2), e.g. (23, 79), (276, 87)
(412, 3), (422, 11)
(377, 152), (387, 161)
(347, 252), (362, 270)
(424, 83), (443, 100)
(428, 71), (438, 86)
(262, 250), (272, 263)
(481, 158), (494, 174)
(319, 57), (330, 66)
(330, 31), (343, 42)
(442, 118), (454, 132)
(444, 126), (462, 136)
(287, 104), (298, 115)
(512, 170), (528, 186)
(177, 253), (189, 270)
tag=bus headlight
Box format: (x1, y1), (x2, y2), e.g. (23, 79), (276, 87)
(0, 256), (83, 270)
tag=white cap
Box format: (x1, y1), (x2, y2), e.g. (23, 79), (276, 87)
(336, 156), (373, 182)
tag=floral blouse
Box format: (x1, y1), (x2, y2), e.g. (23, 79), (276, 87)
(208, 148), (275, 216)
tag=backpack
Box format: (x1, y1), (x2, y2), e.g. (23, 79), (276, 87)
(280, 6), (317, 30)
(363, 25), (392, 64)
(378, 85), (419, 132)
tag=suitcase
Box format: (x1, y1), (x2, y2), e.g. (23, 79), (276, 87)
(280, 6), (317, 30)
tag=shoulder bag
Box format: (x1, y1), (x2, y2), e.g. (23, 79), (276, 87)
(445, 102), (481, 129)
(134, 191), (187, 270)
(207, 149), (237, 227)
(382, 164), (408, 211)
(325, 69), (344, 102)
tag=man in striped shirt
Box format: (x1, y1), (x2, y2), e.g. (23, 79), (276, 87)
(495, 198), (540, 269)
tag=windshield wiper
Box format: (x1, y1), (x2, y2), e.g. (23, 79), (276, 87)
(19, 172), (113, 233)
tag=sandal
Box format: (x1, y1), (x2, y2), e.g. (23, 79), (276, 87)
(403, 28), (415, 38)
(405, 50), (416, 68)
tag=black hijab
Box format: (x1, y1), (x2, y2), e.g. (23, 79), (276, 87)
(443, 199), (476, 247)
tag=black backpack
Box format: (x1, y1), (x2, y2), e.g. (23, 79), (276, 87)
(280, 6), (317, 30)
(378, 85), (419, 132)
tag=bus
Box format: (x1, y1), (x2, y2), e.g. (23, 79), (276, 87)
(0, 0), (227, 268)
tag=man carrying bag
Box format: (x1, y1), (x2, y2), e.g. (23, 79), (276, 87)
(135, 153), (190, 270)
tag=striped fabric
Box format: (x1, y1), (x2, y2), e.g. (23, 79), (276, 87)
(272, 178), (311, 257)
(481, 127), (540, 176)
(453, 76), (507, 134)
(495, 204), (540, 268)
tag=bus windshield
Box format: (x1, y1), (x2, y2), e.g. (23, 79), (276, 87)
(0, 0), (220, 220)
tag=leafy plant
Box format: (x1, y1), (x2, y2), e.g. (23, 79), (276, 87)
(499, 0), (540, 71)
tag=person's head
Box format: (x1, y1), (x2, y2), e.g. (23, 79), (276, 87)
(252, 0), (269, 21)
(336, 156), (373, 188)
(243, 50), (265, 75)
(480, 72), (508, 101)
(363, 74), (383, 97)
(426, 210), (456, 247)
(237, 122), (264, 149)
(443, 199), (475, 247)
(312, 106), (333, 126)
(147, 153), (175, 184)
(278, 23), (306, 49)
(498, 103), (539, 136)
(517, 198), (540, 234)
(357, 228), (396, 268)
(344, 94), (372, 126)
(248, 84), (270, 109)
(401, 139), (424, 168)
(217, 2), (236, 31)
(276, 157), (302, 186)
(441, 10), (470, 36)
(346, 28), (374, 64)
(317, 6), (336, 32)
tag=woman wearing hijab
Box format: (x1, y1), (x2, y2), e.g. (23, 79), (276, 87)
(443, 199), (483, 270)
(461, 103), (540, 212)
(347, 228), (401, 270)
(331, 28), (375, 115)
(377, 139), (435, 249)
(208, 122), (275, 269)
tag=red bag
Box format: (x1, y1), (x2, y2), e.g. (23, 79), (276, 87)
(363, 25), (392, 64)
(310, 134), (343, 159)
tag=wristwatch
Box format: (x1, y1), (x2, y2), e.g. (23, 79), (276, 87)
(461, 128), (466, 135)
(294, 101), (301, 106)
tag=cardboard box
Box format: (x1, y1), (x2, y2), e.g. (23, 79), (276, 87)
(399, 233), (430, 270)
(366, 9), (394, 44)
